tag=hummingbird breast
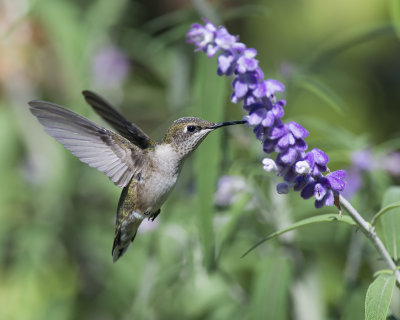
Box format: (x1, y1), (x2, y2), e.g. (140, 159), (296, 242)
(136, 144), (182, 214)
(139, 169), (178, 213)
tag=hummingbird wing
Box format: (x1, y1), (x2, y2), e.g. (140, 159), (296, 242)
(82, 90), (155, 149)
(29, 100), (147, 188)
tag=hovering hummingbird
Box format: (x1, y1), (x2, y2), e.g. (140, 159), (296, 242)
(29, 91), (245, 262)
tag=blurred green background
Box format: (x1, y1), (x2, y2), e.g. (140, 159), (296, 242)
(1, 0), (400, 319)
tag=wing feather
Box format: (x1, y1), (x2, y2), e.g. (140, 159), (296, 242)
(29, 100), (146, 188)
(82, 90), (155, 149)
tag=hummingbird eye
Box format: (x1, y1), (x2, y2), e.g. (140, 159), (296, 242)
(187, 125), (196, 133)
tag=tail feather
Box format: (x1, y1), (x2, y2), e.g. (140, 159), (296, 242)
(112, 218), (142, 262)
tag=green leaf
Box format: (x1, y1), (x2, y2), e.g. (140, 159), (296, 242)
(142, 10), (191, 34)
(221, 5), (269, 21)
(376, 137), (400, 153)
(373, 269), (397, 277)
(304, 23), (393, 70)
(298, 116), (366, 150)
(251, 256), (291, 320)
(365, 273), (396, 320)
(389, 0), (400, 40)
(242, 214), (356, 257)
(376, 187), (400, 261)
(193, 54), (227, 270)
(371, 200), (400, 225)
(216, 194), (251, 261)
(294, 74), (345, 114)
(34, 1), (89, 95)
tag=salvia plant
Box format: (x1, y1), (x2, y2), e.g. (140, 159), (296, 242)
(187, 19), (400, 319)
(186, 20), (346, 210)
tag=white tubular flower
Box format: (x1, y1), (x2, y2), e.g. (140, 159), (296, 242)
(262, 158), (278, 173)
(295, 160), (311, 174)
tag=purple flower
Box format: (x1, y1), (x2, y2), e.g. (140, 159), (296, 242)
(186, 21), (218, 57)
(342, 149), (375, 199)
(352, 149), (373, 171)
(303, 149), (329, 177)
(255, 79), (285, 100)
(214, 175), (255, 208)
(341, 166), (363, 199)
(315, 189), (334, 208)
(187, 21), (347, 209)
(381, 152), (400, 176)
(274, 122), (308, 153)
(247, 103), (267, 126)
(92, 45), (130, 89)
(277, 183), (290, 194)
(326, 170), (346, 192)
(263, 138), (276, 153)
(294, 174), (312, 191)
(300, 177), (316, 199)
(236, 49), (259, 73)
(215, 27), (237, 50)
(311, 170), (345, 208)
(231, 69), (264, 103)
(218, 53), (235, 75)
(277, 147), (299, 165)
(343, 149), (400, 199)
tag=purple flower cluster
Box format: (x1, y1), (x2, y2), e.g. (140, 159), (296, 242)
(92, 45), (130, 89)
(187, 20), (346, 208)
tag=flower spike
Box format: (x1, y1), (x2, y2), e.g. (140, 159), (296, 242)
(187, 21), (346, 209)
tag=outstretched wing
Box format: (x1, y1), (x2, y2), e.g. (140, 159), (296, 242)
(29, 100), (146, 188)
(82, 90), (155, 149)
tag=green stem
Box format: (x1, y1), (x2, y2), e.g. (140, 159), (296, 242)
(340, 196), (400, 286)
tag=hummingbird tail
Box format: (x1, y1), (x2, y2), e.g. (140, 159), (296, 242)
(112, 218), (142, 262)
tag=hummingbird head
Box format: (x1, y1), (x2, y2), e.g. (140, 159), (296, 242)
(162, 117), (246, 157)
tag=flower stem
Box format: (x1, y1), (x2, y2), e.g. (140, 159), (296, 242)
(339, 195), (400, 286)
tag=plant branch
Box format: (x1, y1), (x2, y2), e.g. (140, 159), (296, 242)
(340, 195), (400, 286)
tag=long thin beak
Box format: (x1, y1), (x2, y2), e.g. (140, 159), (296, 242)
(206, 120), (247, 130)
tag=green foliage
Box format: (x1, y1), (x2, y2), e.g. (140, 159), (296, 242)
(390, 0), (400, 39)
(365, 273), (396, 320)
(251, 256), (291, 320)
(293, 74), (345, 114)
(377, 187), (400, 260)
(193, 54), (228, 269)
(371, 200), (400, 225)
(1, 0), (400, 319)
(242, 213), (356, 257)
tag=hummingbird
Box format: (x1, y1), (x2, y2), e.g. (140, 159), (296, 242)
(28, 90), (245, 262)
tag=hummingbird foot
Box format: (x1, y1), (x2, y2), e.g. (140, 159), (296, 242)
(149, 209), (161, 222)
